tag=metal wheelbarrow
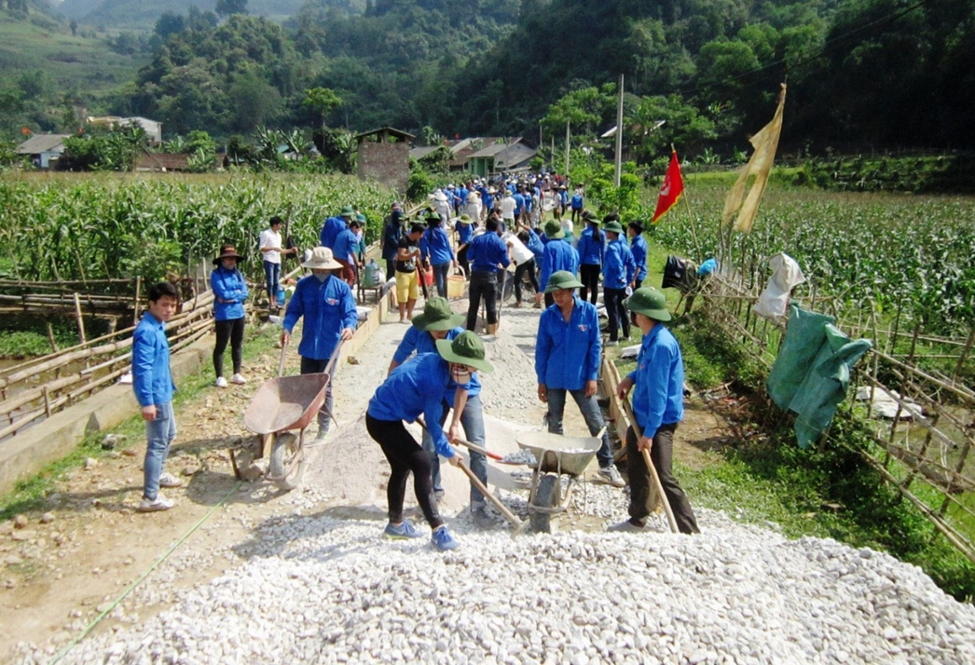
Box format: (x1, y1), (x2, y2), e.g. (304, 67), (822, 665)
(241, 340), (342, 490)
(515, 431), (601, 533)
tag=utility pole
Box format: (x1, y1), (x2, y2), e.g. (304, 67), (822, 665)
(564, 120), (570, 175)
(614, 73), (624, 187)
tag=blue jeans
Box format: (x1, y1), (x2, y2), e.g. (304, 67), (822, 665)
(545, 388), (613, 468)
(143, 401), (177, 501)
(422, 394), (487, 505)
(432, 263), (450, 298)
(263, 260), (280, 304)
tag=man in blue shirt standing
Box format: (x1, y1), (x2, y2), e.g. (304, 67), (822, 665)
(420, 212), (458, 298)
(602, 220), (636, 346)
(465, 217), (510, 334)
(613, 288), (699, 534)
(539, 220), (580, 308)
(132, 281), (181, 512)
(281, 247), (358, 441)
(536, 271), (625, 488)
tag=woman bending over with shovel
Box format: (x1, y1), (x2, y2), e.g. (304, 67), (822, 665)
(366, 331), (494, 551)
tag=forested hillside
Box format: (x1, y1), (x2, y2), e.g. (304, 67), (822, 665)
(4, 0), (974, 156)
(55, 0), (351, 26)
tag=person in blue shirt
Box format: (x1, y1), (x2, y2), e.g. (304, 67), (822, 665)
(522, 226), (546, 309)
(281, 247), (358, 441)
(481, 187), (495, 218)
(331, 219), (361, 287)
(556, 184), (569, 220)
(367, 332), (494, 550)
(132, 281), (181, 512)
(602, 220), (636, 346)
(612, 288), (699, 534)
(570, 188), (584, 223)
(536, 271), (625, 488)
(627, 221), (648, 289)
(539, 219), (580, 309)
(210, 244), (249, 389)
(454, 214), (476, 278)
(388, 298), (492, 527)
(319, 205), (354, 250)
(576, 211), (605, 305)
(628, 220), (649, 325)
(420, 212), (457, 298)
(465, 217), (510, 334)
(512, 188), (525, 223)
(512, 227), (541, 309)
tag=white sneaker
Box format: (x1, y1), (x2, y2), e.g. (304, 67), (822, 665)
(138, 494), (174, 512)
(158, 472), (183, 488)
(231, 373), (247, 385)
(596, 465), (626, 488)
(215, 376), (229, 388)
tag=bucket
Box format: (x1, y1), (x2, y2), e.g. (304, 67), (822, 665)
(420, 266), (434, 287)
(447, 275), (465, 299)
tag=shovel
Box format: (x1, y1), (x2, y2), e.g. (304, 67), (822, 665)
(417, 416), (529, 535)
(621, 398), (679, 534)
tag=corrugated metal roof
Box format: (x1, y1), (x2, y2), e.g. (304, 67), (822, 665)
(16, 135), (69, 154)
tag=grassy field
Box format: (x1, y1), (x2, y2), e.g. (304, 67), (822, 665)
(0, 17), (145, 98)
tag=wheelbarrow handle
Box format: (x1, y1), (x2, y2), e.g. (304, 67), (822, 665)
(455, 438), (504, 461)
(277, 339), (289, 378)
(621, 398), (679, 534)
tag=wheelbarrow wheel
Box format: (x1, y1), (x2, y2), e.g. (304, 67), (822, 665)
(530, 473), (560, 533)
(269, 432), (304, 490)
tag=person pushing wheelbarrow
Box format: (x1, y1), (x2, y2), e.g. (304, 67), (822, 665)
(281, 246), (358, 442)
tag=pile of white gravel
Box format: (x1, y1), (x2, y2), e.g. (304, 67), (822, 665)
(41, 510), (975, 665)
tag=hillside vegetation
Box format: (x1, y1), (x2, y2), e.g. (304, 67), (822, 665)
(3, 0), (974, 162)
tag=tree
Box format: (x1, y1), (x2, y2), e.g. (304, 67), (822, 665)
(302, 87), (342, 130)
(215, 0), (248, 18)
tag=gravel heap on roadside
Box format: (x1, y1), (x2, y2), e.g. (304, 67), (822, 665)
(46, 513), (975, 665)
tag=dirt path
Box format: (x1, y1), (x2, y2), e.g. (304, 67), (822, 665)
(1, 295), (732, 662)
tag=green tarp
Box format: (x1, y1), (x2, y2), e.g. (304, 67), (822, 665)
(767, 305), (873, 448)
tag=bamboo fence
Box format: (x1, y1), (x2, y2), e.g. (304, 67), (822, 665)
(695, 270), (975, 565)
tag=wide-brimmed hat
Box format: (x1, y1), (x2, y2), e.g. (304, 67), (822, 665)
(425, 211), (442, 223)
(544, 270), (584, 294)
(432, 190), (448, 202)
(412, 297), (465, 332)
(488, 186), (497, 194)
(625, 287), (672, 322)
(339, 205), (355, 217)
(558, 184), (567, 189)
(604, 221), (624, 234)
(544, 220), (565, 239)
(582, 210), (600, 224)
(213, 244), (244, 265)
(300, 246), (343, 270)
(436, 331), (493, 373)
(457, 214), (475, 225)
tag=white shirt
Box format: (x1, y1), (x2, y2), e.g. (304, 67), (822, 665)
(500, 195), (517, 220)
(260, 229), (283, 264)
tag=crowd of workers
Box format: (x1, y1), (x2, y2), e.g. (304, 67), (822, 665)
(129, 178), (698, 551)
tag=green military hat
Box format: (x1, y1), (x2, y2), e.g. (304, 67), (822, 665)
(412, 297), (465, 332)
(625, 287), (672, 322)
(339, 205), (355, 217)
(544, 270), (584, 294)
(436, 331), (494, 373)
(543, 219), (565, 239)
(603, 221), (624, 234)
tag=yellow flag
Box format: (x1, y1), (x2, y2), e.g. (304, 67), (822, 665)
(722, 83), (787, 233)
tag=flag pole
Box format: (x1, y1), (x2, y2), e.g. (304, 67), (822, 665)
(673, 145), (704, 261)
(614, 73), (624, 188)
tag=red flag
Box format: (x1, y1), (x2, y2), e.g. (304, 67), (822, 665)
(651, 150), (684, 224)
(21, 126), (31, 135)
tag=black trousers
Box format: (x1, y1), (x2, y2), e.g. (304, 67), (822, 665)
(385, 258), (396, 281)
(513, 259), (539, 303)
(625, 424), (699, 534)
(580, 264), (600, 305)
(466, 271), (499, 329)
(604, 287), (630, 341)
(457, 246), (470, 278)
(366, 414), (444, 528)
(213, 317), (245, 377)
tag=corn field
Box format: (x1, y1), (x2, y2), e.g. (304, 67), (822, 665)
(647, 185), (975, 336)
(0, 173), (393, 286)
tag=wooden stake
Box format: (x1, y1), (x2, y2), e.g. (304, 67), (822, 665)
(73, 293), (86, 345)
